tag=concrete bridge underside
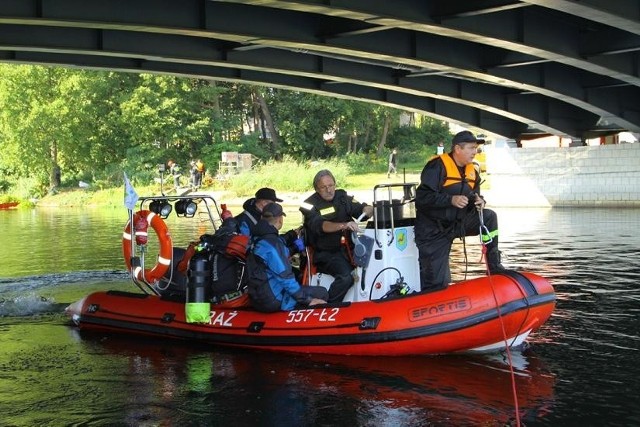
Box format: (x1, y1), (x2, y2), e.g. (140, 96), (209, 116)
(2, 0), (640, 141)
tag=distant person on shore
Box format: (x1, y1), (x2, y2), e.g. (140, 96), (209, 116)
(167, 160), (182, 190)
(195, 159), (205, 187)
(248, 203), (328, 312)
(436, 141), (445, 155)
(189, 159), (204, 190)
(189, 160), (198, 189)
(387, 148), (398, 178)
(300, 169), (374, 303)
(415, 130), (505, 292)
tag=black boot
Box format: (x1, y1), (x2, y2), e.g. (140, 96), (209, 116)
(486, 247), (506, 273)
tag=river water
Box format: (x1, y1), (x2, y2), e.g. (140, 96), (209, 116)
(0, 206), (638, 426)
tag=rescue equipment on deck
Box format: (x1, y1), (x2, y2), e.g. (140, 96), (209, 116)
(220, 203), (233, 221)
(133, 215), (149, 245)
(122, 210), (173, 284)
(185, 251), (211, 323)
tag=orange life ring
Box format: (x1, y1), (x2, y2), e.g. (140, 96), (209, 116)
(122, 210), (173, 284)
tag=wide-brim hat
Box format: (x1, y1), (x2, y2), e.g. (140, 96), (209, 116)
(255, 187), (283, 202)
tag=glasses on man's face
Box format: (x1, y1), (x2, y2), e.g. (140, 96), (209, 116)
(318, 183), (335, 192)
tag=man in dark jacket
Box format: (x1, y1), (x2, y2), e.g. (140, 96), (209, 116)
(300, 170), (374, 303)
(250, 203), (328, 311)
(415, 130), (505, 292)
(236, 187), (282, 237)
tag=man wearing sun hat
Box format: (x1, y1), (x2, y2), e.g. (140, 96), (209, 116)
(248, 202), (329, 312)
(415, 130), (505, 292)
(236, 187), (283, 237)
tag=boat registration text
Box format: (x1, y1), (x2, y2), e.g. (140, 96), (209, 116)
(286, 308), (340, 323)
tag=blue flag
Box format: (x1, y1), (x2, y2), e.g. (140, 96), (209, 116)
(123, 172), (139, 210)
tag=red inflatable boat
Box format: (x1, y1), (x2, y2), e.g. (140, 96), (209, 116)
(66, 184), (556, 356)
(67, 271), (554, 356)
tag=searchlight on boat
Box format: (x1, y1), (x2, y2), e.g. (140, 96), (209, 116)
(175, 199), (198, 217)
(149, 199), (172, 218)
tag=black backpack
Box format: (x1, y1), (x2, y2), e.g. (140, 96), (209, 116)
(196, 218), (249, 298)
(210, 252), (244, 297)
(245, 242), (280, 313)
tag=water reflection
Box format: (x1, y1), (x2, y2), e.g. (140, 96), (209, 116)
(69, 334), (556, 426)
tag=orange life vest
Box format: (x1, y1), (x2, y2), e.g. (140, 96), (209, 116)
(440, 153), (477, 190)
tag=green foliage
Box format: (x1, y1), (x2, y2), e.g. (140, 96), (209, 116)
(387, 117), (451, 152)
(198, 133), (271, 176)
(0, 178), (10, 193)
(0, 194), (19, 204)
(237, 134), (272, 160)
(0, 63), (452, 198)
(228, 157), (350, 197)
(9, 176), (47, 199)
(344, 152), (387, 174)
(270, 90), (340, 158)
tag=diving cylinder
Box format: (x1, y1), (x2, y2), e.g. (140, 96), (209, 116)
(185, 251), (211, 323)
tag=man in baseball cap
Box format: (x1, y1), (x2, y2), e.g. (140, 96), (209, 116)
(414, 130), (505, 292)
(261, 202), (286, 218)
(248, 202), (328, 312)
(451, 130), (485, 145)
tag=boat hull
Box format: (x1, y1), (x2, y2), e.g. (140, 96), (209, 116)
(0, 201), (19, 209)
(67, 271), (555, 356)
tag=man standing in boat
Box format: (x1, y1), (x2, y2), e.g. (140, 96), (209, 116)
(301, 170), (374, 303)
(415, 130), (505, 292)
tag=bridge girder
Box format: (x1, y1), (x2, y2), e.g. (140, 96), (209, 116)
(1, 0), (639, 140)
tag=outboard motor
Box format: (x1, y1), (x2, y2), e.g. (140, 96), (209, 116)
(185, 251), (211, 323)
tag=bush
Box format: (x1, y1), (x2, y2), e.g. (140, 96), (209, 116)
(228, 157), (350, 197)
(9, 176), (46, 199)
(344, 152), (386, 174)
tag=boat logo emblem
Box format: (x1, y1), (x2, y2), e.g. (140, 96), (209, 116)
(395, 228), (408, 251)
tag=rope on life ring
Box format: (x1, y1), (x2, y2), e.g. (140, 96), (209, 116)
(122, 210), (173, 284)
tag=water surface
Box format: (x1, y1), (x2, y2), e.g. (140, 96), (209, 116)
(1, 206), (639, 426)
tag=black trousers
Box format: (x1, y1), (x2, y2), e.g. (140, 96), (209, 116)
(313, 249), (354, 303)
(294, 286), (330, 309)
(416, 209), (499, 291)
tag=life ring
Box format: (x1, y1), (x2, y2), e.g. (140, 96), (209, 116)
(122, 210), (173, 284)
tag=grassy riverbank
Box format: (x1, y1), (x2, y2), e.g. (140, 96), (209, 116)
(35, 158), (426, 208)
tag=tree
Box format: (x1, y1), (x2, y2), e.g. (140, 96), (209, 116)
(0, 63), (452, 194)
(0, 65), (96, 191)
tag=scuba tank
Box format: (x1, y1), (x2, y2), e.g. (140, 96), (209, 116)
(185, 251), (211, 323)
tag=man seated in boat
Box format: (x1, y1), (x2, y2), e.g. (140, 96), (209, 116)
(236, 187), (283, 237)
(300, 170), (374, 303)
(249, 203), (328, 311)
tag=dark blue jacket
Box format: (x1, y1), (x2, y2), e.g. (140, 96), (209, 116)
(252, 219), (301, 311)
(236, 198), (261, 237)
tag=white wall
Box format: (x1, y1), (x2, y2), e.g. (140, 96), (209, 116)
(485, 143), (640, 207)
